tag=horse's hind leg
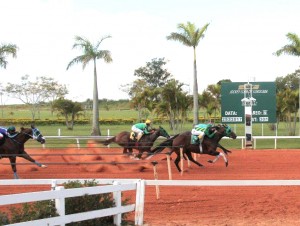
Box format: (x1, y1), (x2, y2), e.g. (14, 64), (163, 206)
(9, 157), (19, 179)
(21, 151), (47, 168)
(185, 151), (204, 168)
(207, 151), (228, 167)
(174, 152), (182, 172)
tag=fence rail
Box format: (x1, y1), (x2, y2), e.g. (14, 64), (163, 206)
(1, 179), (300, 225)
(42, 135), (300, 149)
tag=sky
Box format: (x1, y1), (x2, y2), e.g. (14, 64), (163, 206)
(1, 0), (300, 104)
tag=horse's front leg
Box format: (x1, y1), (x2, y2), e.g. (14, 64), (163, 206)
(207, 151), (228, 167)
(9, 157), (19, 179)
(217, 143), (232, 155)
(21, 151), (47, 168)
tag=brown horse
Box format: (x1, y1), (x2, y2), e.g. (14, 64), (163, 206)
(149, 124), (237, 172)
(0, 125), (47, 179)
(99, 126), (170, 159)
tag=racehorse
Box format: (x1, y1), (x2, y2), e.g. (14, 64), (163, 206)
(99, 126), (170, 159)
(0, 125), (47, 179)
(149, 124), (237, 172)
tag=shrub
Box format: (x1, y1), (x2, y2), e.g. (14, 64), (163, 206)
(63, 180), (116, 226)
(0, 211), (10, 225)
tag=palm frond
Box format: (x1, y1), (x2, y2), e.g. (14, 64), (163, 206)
(96, 35), (112, 49)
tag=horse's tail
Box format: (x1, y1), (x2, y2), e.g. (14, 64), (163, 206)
(99, 136), (116, 146)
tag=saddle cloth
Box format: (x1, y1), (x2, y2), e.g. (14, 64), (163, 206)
(191, 135), (199, 145)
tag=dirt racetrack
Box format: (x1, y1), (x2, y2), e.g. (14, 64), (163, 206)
(0, 143), (300, 226)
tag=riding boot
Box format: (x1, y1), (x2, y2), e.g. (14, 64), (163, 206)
(199, 142), (203, 153)
(198, 134), (204, 153)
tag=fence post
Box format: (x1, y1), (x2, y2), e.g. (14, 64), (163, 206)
(166, 153), (172, 180)
(135, 179), (145, 226)
(55, 186), (65, 226)
(51, 180), (57, 191)
(180, 148), (184, 175)
(113, 181), (122, 226)
(76, 138), (80, 149)
(151, 161), (160, 200)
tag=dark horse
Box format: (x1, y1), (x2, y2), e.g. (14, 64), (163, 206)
(0, 125), (47, 179)
(148, 124), (237, 172)
(100, 126), (170, 159)
(170, 124), (237, 172)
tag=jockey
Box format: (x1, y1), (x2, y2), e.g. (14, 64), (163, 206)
(131, 119), (152, 141)
(0, 126), (17, 140)
(191, 123), (216, 152)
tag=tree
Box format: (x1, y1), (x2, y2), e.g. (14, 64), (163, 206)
(274, 33), (300, 57)
(52, 98), (83, 130)
(40, 77), (68, 116)
(275, 70), (300, 135)
(134, 58), (172, 88)
(124, 58), (173, 119)
(67, 35), (112, 136)
(155, 79), (191, 132)
(0, 43), (18, 69)
(5, 75), (66, 120)
(167, 22), (209, 125)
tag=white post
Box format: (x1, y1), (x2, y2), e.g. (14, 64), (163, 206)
(107, 129), (110, 148)
(113, 181), (122, 226)
(76, 138), (80, 149)
(166, 153), (172, 180)
(242, 82), (256, 149)
(135, 179), (145, 226)
(58, 128), (61, 136)
(51, 180), (57, 191)
(55, 186), (65, 226)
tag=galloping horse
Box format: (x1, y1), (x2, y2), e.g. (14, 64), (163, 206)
(170, 124), (237, 172)
(0, 125), (47, 179)
(148, 124), (237, 172)
(99, 126), (170, 159)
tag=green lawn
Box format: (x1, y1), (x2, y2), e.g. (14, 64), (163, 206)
(1, 105), (300, 149)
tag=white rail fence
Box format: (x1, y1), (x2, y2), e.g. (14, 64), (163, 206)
(1, 179), (300, 226)
(43, 135), (300, 149)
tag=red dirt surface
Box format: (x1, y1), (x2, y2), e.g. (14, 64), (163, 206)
(1, 143), (300, 225)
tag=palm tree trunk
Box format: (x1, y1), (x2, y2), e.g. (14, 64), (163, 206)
(91, 59), (101, 136)
(193, 47), (199, 125)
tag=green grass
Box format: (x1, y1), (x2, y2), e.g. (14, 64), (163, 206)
(2, 104), (300, 149)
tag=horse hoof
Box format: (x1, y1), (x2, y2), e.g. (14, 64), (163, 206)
(207, 160), (213, 163)
(225, 162), (228, 167)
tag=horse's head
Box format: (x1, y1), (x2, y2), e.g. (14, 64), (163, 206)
(158, 126), (170, 139)
(217, 124), (237, 139)
(21, 125), (46, 144)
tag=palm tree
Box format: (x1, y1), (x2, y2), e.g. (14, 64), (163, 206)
(167, 22), (209, 125)
(274, 32), (300, 135)
(274, 33), (300, 57)
(67, 35), (112, 135)
(0, 43), (18, 69)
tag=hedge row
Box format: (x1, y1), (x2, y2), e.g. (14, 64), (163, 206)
(0, 117), (221, 126)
